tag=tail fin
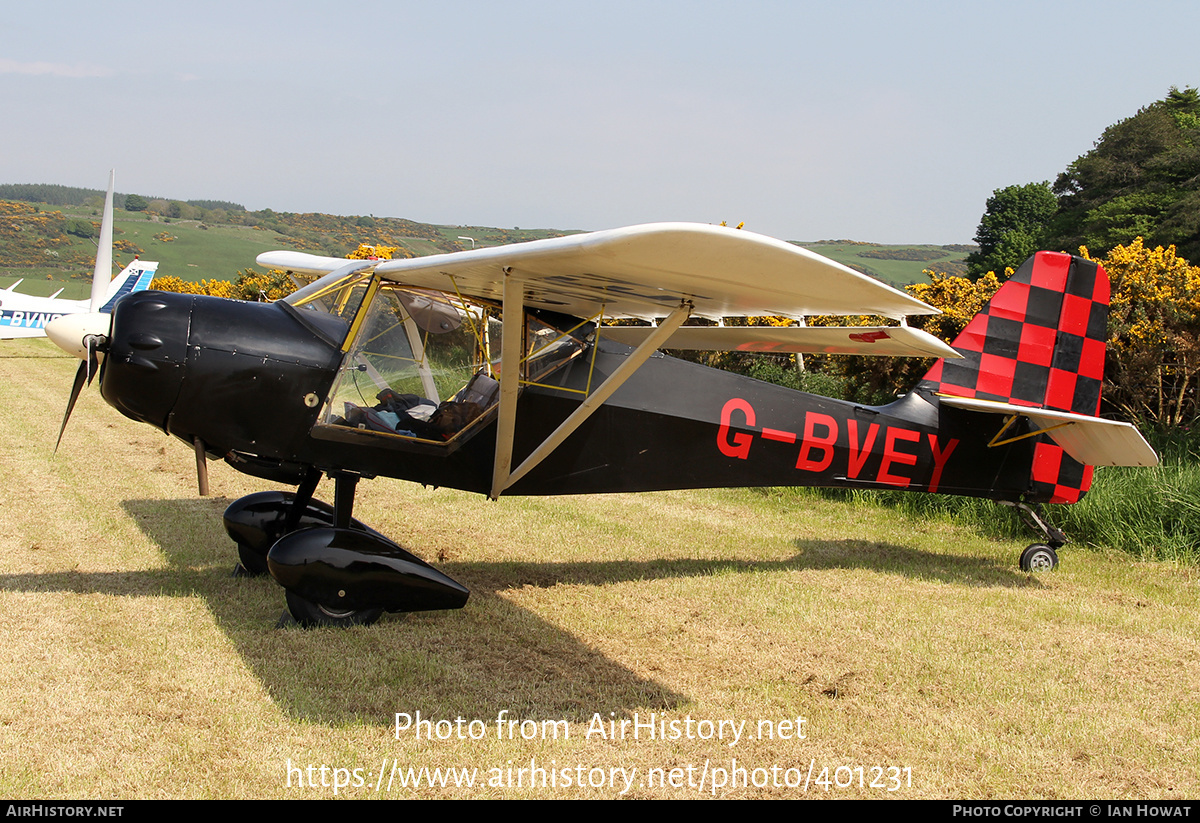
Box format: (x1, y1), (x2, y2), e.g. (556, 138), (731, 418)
(920, 252), (1112, 503)
(97, 259), (158, 313)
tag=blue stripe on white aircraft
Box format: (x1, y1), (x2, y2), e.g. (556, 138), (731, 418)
(0, 170), (158, 340)
(0, 259), (158, 338)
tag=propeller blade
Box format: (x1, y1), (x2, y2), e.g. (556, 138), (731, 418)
(84, 335), (99, 386)
(89, 171), (115, 313)
(54, 335), (101, 452)
(55, 359), (90, 452)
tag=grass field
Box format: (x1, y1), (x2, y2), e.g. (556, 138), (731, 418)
(0, 210), (299, 300)
(0, 338), (1196, 799)
(796, 242), (970, 287)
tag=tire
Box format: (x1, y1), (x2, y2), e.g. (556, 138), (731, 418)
(284, 590), (383, 628)
(1019, 543), (1059, 573)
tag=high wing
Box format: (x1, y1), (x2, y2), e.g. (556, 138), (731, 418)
(937, 394), (1158, 467)
(599, 323), (960, 359)
(259, 223), (951, 500)
(258, 222), (939, 322)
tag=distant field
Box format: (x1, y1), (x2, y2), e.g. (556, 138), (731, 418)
(796, 242), (972, 288)
(0, 203), (584, 299)
(0, 206), (302, 298)
(0, 196), (972, 299)
(433, 225), (581, 248)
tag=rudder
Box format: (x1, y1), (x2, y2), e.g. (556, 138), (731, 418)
(99, 259), (158, 313)
(919, 252), (1111, 503)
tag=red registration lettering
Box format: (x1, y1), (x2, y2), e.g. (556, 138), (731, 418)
(927, 435), (959, 493)
(796, 413), (838, 472)
(718, 398), (755, 460)
(876, 428), (921, 487)
(846, 419), (879, 479)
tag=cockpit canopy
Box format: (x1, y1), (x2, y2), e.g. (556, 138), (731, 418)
(284, 266), (589, 450)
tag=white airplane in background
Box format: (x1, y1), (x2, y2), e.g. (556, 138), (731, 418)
(0, 171), (157, 339)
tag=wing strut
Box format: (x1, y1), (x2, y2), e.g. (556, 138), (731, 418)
(489, 299), (693, 499)
(490, 270), (525, 499)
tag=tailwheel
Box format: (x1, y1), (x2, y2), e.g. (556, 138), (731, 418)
(1019, 543), (1059, 573)
(284, 590), (383, 628)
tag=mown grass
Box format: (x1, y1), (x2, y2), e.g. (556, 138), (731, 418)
(1, 338), (1197, 799)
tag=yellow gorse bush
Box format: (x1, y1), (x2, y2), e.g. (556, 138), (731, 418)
(151, 269), (295, 302)
(346, 243), (397, 260)
(1083, 238), (1200, 425)
(150, 242), (403, 302)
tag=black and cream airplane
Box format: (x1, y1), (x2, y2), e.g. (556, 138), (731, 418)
(46, 223), (1157, 627)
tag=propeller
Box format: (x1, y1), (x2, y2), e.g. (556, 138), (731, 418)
(47, 169), (212, 496)
(54, 332), (103, 451)
(89, 170), (115, 313)
(47, 312), (213, 496)
(48, 170), (117, 451)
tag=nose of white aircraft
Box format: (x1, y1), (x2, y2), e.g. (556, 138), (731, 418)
(46, 312), (110, 360)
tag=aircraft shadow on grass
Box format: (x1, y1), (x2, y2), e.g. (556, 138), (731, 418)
(789, 538), (1048, 587)
(0, 495), (1040, 725)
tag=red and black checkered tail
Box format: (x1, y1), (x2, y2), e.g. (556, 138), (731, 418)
(918, 251), (1110, 503)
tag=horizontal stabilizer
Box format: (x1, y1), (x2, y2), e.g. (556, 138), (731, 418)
(600, 324), (961, 359)
(937, 394), (1158, 467)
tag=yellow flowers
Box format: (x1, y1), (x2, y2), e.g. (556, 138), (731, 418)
(1088, 238), (1200, 425)
(905, 270), (1002, 343)
(150, 269), (295, 302)
(346, 243), (397, 260)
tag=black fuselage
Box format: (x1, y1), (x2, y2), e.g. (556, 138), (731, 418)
(102, 291), (1035, 502)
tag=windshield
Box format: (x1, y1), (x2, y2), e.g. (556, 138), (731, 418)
(283, 262), (376, 318)
(316, 280), (585, 446)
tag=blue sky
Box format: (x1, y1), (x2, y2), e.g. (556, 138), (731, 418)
(2, 1), (1196, 243)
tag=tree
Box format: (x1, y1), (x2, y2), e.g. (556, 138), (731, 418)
(966, 182), (1056, 278)
(1047, 86), (1200, 260)
(124, 194), (148, 212)
(65, 218), (97, 239)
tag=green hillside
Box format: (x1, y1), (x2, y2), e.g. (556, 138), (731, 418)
(0, 190), (971, 300)
(0, 199), (581, 300)
(795, 241), (972, 288)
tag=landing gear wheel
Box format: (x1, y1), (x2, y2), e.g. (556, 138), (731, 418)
(1019, 543), (1059, 573)
(236, 542), (269, 576)
(284, 590), (383, 628)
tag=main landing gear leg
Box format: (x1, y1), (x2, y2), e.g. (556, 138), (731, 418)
(1000, 500), (1066, 572)
(275, 471), (388, 628)
(227, 466), (323, 577)
(225, 470), (471, 628)
(284, 466), (323, 532)
(332, 472), (358, 529)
